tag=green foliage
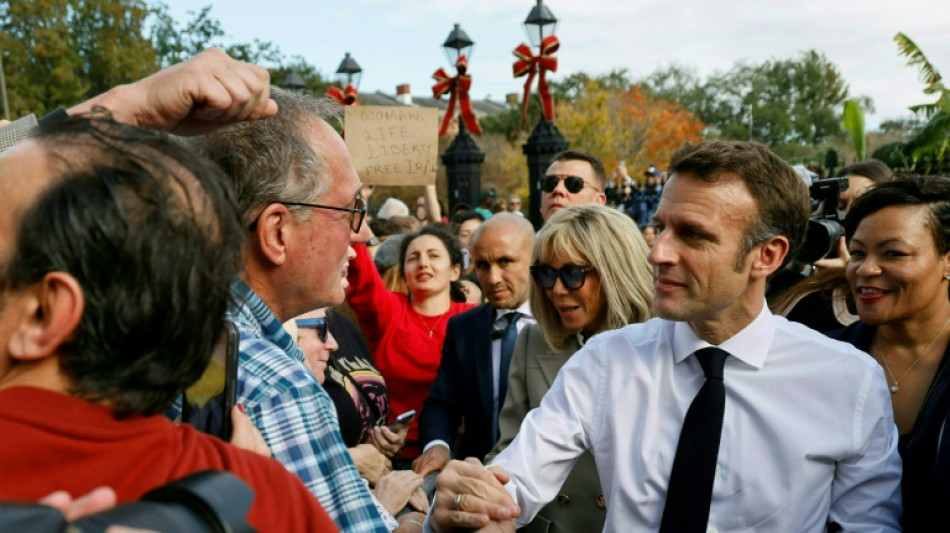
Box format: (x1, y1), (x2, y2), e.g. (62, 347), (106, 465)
(479, 95), (543, 142)
(0, 0), (329, 119)
(270, 57), (333, 98)
(1, 0), (160, 117)
(842, 100), (866, 161)
(873, 33), (950, 174)
(895, 33), (942, 87)
(148, 4), (225, 67)
(640, 51), (859, 158)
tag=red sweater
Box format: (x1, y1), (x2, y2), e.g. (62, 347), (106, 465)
(346, 243), (474, 457)
(0, 387), (338, 533)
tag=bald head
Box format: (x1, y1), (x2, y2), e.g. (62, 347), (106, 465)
(471, 213), (534, 248)
(470, 213), (535, 309)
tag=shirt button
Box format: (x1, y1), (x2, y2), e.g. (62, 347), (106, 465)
(556, 494), (571, 507)
(596, 494), (606, 509)
(707, 527), (719, 533)
(716, 464), (721, 474)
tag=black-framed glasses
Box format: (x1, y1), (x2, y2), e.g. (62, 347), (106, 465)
(541, 175), (598, 194)
(249, 195), (366, 233)
(296, 316), (330, 342)
(530, 264), (596, 291)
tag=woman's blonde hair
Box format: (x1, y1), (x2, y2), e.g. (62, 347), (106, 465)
(532, 204), (654, 350)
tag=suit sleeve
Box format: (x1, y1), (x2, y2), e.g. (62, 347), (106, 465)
(419, 315), (465, 449)
(486, 324), (531, 463)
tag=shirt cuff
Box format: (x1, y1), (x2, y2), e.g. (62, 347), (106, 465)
(366, 480), (400, 532)
(422, 440), (450, 454)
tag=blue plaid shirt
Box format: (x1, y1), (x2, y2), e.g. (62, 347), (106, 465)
(230, 281), (389, 533)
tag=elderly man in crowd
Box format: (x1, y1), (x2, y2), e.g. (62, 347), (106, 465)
(414, 214), (536, 476)
(0, 115), (337, 532)
(195, 88), (421, 532)
(427, 141), (901, 532)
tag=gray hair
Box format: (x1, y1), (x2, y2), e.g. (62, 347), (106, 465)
(196, 87), (343, 227)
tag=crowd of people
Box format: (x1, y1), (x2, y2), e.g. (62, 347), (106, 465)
(3, 48), (950, 533)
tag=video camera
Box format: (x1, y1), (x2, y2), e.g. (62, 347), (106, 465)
(0, 471), (254, 533)
(798, 176), (848, 264)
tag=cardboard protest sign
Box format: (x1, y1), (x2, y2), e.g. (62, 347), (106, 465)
(345, 106), (439, 186)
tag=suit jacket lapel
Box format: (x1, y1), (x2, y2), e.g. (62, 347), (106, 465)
(473, 304), (495, 423)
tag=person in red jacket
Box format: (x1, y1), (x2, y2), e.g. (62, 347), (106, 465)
(0, 116), (337, 532)
(347, 226), (476, 461)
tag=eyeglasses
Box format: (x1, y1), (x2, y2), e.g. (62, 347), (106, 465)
(250, 195), (366, 233)
(296, 316), (330, 342)
(541, 175), (599, 194)
(530, 264), (596, 291)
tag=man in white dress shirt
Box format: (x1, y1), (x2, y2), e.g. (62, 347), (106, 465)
(426, 140), (902, 532)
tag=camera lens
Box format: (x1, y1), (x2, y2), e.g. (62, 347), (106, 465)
(799, 218), (843, 264)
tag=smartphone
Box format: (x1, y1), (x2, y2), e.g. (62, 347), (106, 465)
(181, 322), (240, 441)
(388, 409), (416, 432)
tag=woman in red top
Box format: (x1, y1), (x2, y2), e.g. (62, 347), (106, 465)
(347, 225), (476, 460)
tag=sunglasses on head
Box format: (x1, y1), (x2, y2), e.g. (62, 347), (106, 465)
(296, 316), (330, 342)
(541, 175), (595, 194)
(530, 264), (596, 291)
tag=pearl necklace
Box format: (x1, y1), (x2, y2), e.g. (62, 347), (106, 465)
(412, 307), (449, 337)
(876, 315), (950, 394)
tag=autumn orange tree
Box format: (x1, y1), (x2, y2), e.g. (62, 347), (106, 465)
(556, 80), (704, 178)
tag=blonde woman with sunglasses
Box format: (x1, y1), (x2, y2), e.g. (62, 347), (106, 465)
(485, 204), (653, 533)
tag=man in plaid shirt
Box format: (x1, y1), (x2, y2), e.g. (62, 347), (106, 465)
(197, 88), (404, 533)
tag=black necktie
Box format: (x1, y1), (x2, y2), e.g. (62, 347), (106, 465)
(659, 347), (729, 533)
(492, 311), (522, 440)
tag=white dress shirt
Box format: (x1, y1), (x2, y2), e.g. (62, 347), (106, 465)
(491, 304), (902, 532)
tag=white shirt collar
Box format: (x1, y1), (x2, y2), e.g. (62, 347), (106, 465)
(495, 300), (533, 323)
(671, 301), (774, 369)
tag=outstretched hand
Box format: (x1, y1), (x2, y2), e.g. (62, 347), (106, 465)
(69, 48), (277, 135)
(430, 458), (519, 533)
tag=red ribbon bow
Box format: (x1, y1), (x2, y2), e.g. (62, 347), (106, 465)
(326, 83), (359, 106)
(512, 35), (559, 125)
(432, 55), (481, 137)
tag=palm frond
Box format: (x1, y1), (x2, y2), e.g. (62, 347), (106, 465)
(895, 32), (942, 86)
(909, 103), (939, 119)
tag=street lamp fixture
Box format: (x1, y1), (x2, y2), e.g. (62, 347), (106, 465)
(335, 52), (362, 90)
(442, 23), (475, 64)
(437, 22), (485, 212)
(523, 0), (559, 48)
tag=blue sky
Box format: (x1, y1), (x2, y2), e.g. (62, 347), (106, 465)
(164, 0), (950, 129)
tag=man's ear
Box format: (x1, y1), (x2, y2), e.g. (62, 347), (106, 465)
(7, 272), (84, 361)
(253, 203), (293, 267)
(750, 236), (790, 280)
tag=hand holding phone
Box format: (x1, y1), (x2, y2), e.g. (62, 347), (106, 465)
(388, 410), (416, 432)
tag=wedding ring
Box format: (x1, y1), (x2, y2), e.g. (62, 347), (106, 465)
(454, 493), (465, 511)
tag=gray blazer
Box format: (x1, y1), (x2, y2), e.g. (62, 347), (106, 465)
(486, 323), (606, 533)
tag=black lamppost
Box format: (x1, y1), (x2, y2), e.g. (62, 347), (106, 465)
(438, 23), (485, 211)
(281, 71), (307, 91)
(519, 0), (568, 228)
(327, 52), (362, 105)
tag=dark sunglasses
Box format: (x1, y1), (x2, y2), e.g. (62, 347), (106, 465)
(296, 316), (330, 343)
(250, 195), (366, 233)
(530, 264), (596, 291)
(541, 175), (597, 194)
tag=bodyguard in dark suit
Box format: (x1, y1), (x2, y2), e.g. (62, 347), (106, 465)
(413, 214), (536, 476)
